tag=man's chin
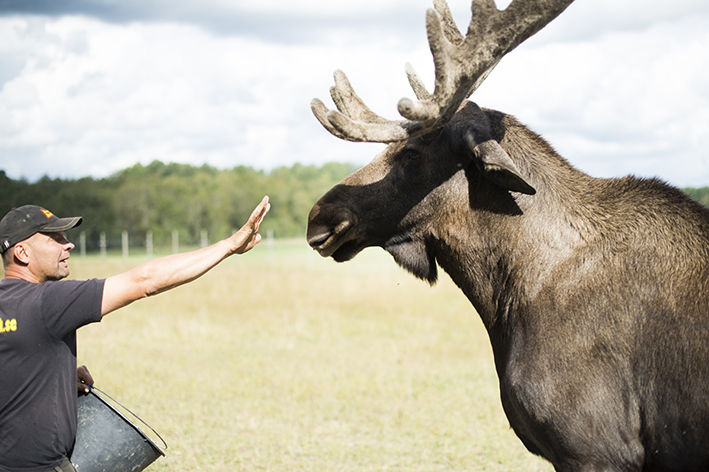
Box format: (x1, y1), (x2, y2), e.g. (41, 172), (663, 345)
(48, 270), (70, 281)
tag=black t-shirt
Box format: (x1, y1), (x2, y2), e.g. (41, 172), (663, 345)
(0, 278), (104, 472)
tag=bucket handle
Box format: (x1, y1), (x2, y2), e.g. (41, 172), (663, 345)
(88, 385), (168, 451)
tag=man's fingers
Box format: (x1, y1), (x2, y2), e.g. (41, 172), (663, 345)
(77, 365), (93, 382)
(77, 365), (94, 393)
(250, 197), (270, 228)
(243, 197), (270, 234)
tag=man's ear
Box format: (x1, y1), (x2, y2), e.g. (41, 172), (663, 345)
(12, 242), (31, 265)
(465, 133), (536, 195)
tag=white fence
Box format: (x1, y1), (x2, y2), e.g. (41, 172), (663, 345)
(77, 229), (276, 259)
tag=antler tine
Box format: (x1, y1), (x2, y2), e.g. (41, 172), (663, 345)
(399, 0), (575, 124)
(311, 0), (575, 143)
(432, 0), (465, 46)
(311, 98), (350, 141)
(326, 110), (422, 143)
(396, 5), (465, 124)
(461, 0), (575, 97)
(405, 63), (432, 101)
(311, 70), (416, 143)
(329, 70), (390, 124)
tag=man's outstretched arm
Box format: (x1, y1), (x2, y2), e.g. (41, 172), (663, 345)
(101, 196), (270, 316)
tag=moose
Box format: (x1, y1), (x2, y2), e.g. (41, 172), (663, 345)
(306, 0), (709, 471)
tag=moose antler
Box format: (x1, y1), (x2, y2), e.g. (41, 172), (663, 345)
(312, 0), (574, 143)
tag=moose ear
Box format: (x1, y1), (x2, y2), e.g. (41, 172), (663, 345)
(465, 134), (536, 195)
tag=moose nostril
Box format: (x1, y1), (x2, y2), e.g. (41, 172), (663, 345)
(307, 229), (332, 248)
(333, 219), (352, 235)
(306, 218), (354, 249)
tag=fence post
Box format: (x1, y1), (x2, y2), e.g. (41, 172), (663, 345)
(79, 231), (86, 259)
(267, 229), (274, 262)
(172, 230), (179, 254)
(122, 231), (129, 259)
(99, 232), (106, 259)
(146, 230), (153, 258)
(200, 229), (208, 248)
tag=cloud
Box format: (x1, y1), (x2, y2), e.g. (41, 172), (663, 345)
(473, 9), (709, 186)
(5, 0), (706, 43)
(0, 14), (401, 180)
(0, 0), (436, 44)
(0, 0), (708, 187)
(546, 0), (709, 42)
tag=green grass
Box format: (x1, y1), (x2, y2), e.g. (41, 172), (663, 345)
(65, 240), (551, 471)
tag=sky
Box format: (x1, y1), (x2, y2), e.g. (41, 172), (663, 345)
(0, 0), (708, 187)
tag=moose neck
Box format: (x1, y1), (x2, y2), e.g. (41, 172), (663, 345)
(431, 120), (595, 355)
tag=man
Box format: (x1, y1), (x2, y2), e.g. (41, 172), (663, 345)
(0, 197), (270, 472)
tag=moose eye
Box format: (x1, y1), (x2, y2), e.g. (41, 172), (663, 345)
(401, 149), (420, 165)
(398, 148), (425, 184)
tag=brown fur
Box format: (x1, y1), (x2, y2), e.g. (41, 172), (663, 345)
(307, 101), (709, 472)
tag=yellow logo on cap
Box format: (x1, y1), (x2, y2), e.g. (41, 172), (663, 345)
(40, 209), (54, 219)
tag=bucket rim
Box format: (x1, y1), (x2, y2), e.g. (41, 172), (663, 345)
(84, 385), (167, 456)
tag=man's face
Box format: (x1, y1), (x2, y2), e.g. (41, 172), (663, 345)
(23, 231), (75, 282)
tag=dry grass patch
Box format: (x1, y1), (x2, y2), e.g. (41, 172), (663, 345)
(70, 240), (552, 471)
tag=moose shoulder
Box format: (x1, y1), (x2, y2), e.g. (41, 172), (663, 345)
(306, 0), (709, 471)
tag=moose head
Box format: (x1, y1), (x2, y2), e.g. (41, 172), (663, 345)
(307, 0), (573, 283)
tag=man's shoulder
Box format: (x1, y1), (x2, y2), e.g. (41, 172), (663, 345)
(0, 277), (104, 299)
(0, 278), (105, 334)
(42, 278), (106, 297)
(0, 277), (31, 286)
(0, 277), (37, 295)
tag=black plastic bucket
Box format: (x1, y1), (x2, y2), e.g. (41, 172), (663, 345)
(71, 386), (166, 472)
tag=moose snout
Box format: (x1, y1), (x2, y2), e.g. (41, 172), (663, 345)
(306, 222), (336, 250)
(306, 203), (358, 258)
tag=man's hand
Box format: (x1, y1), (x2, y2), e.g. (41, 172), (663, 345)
(77, 365), (93, 394)
(229, 196), (271, 255)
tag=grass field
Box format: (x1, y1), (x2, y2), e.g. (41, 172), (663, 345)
(64, 240), (552, 471)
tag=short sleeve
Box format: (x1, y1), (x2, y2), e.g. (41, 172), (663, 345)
(40, 279), (105, 340)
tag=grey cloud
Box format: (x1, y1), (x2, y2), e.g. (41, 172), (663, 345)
(0, 0), (426, 44)
(0, 52), (24, 87)
(11, 0), (707, 51)
(522, 0), (709, 45)
(3, 0), (708, 39)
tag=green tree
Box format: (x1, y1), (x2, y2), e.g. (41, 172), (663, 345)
(0, 160), (357, 252)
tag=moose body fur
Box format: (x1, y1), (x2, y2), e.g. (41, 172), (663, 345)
(307, 103), (709, 471)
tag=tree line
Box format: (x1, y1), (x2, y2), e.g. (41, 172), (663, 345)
(3, 161), (709, 254)
(0, 161), (358, 253)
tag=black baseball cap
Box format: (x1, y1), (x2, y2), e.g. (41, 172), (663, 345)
(0, 205), (82, 254)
